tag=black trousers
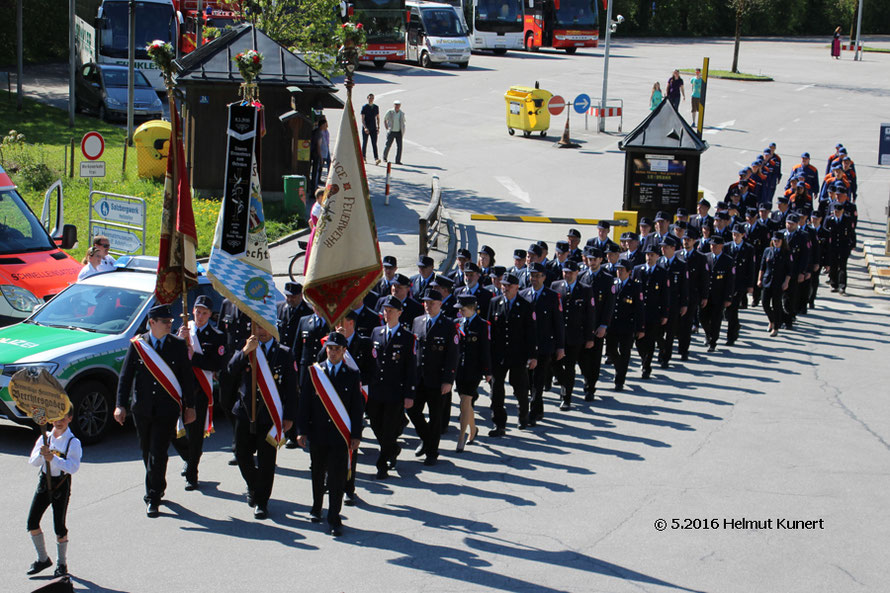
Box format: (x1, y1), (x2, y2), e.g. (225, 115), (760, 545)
(133, 412), (178, 504)
(762, 286), (784, 326)
(829, 252), (849, 290)
(172, 390), (209, 482)
(559, 343), (583, 402)
(700, 301), (726, 348)
(491, 361), (529, 428)
(677, 302), (696, 357)
(725, 294), (742, 343)
(582, 337), (605, 392)
(782, 278), (801, 325)
(635, 323), (659, 373)
(27, 474), (71, 537)
(658, 313), (680, 365)
(406, 382), (443, 459)
(366, 398), (404, 472)
(218, 369), (239, 448)
(310, 441), (348, 527)
(607, 333), (635, 387)
(440, 389), (453, 433)
(383, 131), (403, 163)
(809, 266), (822, 306)
(529, 353), (553, 417)
(362, 128), (379, 160)
(234, 417), (279, 508)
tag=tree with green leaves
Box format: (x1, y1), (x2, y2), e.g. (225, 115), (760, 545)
(729, 0), (773, 73)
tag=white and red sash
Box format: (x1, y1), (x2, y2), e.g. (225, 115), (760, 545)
(188, 325), (214, 438)
(253, 346), (285, 448)
(131, 336), (183, 407)
(308, 363), (353, 476)
(342, 350), (368, 403)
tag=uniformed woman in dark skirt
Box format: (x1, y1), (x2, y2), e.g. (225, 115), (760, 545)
(454, 295), (492, 451)
(758, 231), (792, 337)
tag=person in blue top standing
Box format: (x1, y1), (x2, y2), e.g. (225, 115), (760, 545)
(690, 68), (703, 121)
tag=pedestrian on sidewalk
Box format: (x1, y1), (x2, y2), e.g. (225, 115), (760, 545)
(383, 100), (406, 165)
(649, 82), (663, 111)
(831, 27), (841, 59)
(26, 409), (82, 578)
(361, 93), (380, 165)
(690, 68), (703, 121)
(666, 70), (684, 110)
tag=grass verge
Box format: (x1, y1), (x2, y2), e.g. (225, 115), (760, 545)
(680, 68), (773, 81)
(0, 92), (301, 262)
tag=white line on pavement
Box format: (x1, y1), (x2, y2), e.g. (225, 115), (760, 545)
(495, 176), (531, 203)
(795, 84), (815, 92)
(704, 119), (735, 135)
(375, 89), (406, 99)
(404, 140), (444, 156)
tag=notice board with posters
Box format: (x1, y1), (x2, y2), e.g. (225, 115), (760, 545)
(623, 152), (701, 218)
(879, 123), (890, 166)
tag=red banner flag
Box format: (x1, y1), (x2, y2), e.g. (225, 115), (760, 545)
(156, 108), (199, 304)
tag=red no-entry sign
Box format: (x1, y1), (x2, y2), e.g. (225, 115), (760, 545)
(548, 95), (566, 116)
(81, 132), (105, 161)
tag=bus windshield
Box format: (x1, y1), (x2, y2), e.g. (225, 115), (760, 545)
(355, 0), (405, 10)
(0, 190), (57, 254)
(474, 0), (523, 32)
(421, 8), (466, 37)
(99, 1), (176, 59)
(555, 0), (598, 28)
(355, 10), (407, 44)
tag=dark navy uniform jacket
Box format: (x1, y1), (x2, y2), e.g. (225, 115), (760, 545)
(228, 340), (298, 425)
(117, 333), (195, 417)
(487, 293), (538, 366)
(551, 279), (595, 346)
(680, 248), (710, 304)
(455, 313), (491, 386)
(632, 263), (669, 326)
(579, 268), (615, 330)
(609, 278), (644, 336)
(369, 324), (416, 403)
(412, 313), (459, 387)
(706, 252), (736, 304)
(276, 300), (312, 353)
(727, 241), (756, 294)
(659, 256), (689, 317)
(760, 247), (791, 289)
(520, 285), (564, 356)
(297, 362), (363, 445)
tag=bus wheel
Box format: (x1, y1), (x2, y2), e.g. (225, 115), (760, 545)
(525, 33), (538, 52)
(493, 48), (507, 55)
(565, 47), (577, 55)
(374, 60), (386, 69)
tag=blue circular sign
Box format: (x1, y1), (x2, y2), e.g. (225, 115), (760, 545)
(574, 93), (591, 114)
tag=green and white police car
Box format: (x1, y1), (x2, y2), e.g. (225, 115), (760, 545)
(0, 256), (220, 444)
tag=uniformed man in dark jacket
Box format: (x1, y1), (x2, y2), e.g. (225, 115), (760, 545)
(431, 275), (457, 433)
(449, 248), (473, 289)
(798, 210), (819, 314)
(372, 255), (398, 298)
(287, 305), (329, 448)
(745, 208), (769, 306)
(566, 228), (583, 262)
(621, 232), (645, 267)
(228, 322), (297, 519)
(521, 262), (564, 418)
(297, 332), (363, 537)
(633, 245), (669, 378)
(217, 298), (251, 459)
(376, 274), (423, 330)
(352, 297), (382, 339)
(825, 201), (853, 294)
(678, 235), (709, 360)
(808, 211), (829, 308)
(115, 304), (195, 517)
(487, 273), (538, 434)
(551, 260), (594, 408)
(688, 198), (714, 240)
(701, 236), (735, 352)
(410, 255), (436, 299)
(453, 295), (491, 451)
(657, 236), (688, 368)
(276, 282), (312, 351)
(368, 297), (416, 479)
(456, 262), (492, 320)
(726, 225), (756, 345)
(783, 212), (811, 328)
(758, 231), (792, 336)
(587, 220), (618, 253)
(409, 289), (458, 465)
(173, 296), (226, 490)
(317, 311), (373, 505)
(578, 248), (614, 398)
(607, 261), (644, 391)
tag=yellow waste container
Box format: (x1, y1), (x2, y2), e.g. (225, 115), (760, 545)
(133, 120), (171, 179)
(504, 85), (553, 138)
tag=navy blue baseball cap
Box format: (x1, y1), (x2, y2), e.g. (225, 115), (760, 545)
(787, 213), (801, 223)
(614, 259), (632, 270)
(149, 304), (173, 319)
(394, 273), (411, 286)
(513, 249), (527, 259)
(562, 260), (580, 272)
(194, 295), (213, 310)
(381, 295), (403, 310)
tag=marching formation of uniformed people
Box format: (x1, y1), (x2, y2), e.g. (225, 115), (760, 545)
(109, 144), (858, 538)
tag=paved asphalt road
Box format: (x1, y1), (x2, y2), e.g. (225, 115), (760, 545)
(3, 38), (890, 592)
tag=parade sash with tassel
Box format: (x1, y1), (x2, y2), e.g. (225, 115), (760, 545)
(253, 346), (285, 448)
(131, 337), (185, 434)
(189, 326), (215, 438)
(308, 363), (353, 477)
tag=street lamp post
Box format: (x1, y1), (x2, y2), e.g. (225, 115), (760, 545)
(854, 0), (863, 62)
(598, 6), (622, 133)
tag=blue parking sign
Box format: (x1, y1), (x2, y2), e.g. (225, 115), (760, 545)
(574, 93), (591, 114)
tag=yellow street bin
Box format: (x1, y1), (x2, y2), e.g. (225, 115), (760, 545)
(504, 85), (553, 138)
(133, 120), (171, 179)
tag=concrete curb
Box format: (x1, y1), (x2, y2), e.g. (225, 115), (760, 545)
(268, 227), (310, 248)
(862, 240), (890, 295)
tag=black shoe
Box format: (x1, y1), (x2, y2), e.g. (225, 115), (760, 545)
(531, 411), (544, 422)
(246, 491), (256, 508)
(559, 401), (571, 411)
(185, 480), (199, 491)
(726, 340), (736, 346)
(527, 418), (537, 427)
(146, 501), (160, 518)
(414, 443), (426, 457)
(254, 506), (268, 520)
(375, 469), (389, 480)
(707, 345), (716, 352)
(641, 369), (651, 379)
(310, 509), (323, 523)
(660, 361), (669, 369)
(584, 392), (595, 402)
(344, 493), (357, 506)
(680, 354), (689, 361)
(488, 427), (505, 437)
(285, 439), (299, 449)
(228, 456), (238, 466)
(614, 383), (624, 392)
(53, 563), (68, 578)
(423, 456), (437, 466)
(330, 525), (343, 537)
(27, 558), (52, 575)
(180, 462), (187, 477)
(518, 421), (529, 430)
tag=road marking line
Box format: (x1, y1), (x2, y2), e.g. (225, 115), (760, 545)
(704, 119), (735, 135)
(495, 176), (531, 203)
(795, 84), (815, 92)
(793, 118), (801, 123)
(375, 89), (406, 99)
(404, 140), (443, 156)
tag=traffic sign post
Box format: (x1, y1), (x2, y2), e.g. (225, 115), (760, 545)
(548, 95), (566, 116)
(574, 93), (591, 114)
(88, 191), (147, 255)
(80, 131), (106, 194)
(91, 225), (143, 254)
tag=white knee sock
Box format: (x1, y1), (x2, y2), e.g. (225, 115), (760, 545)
(57, 540), (68, 565)
(30, 532), (49, 562)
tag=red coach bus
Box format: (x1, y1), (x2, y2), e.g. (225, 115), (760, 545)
(522, 0), (598, 54)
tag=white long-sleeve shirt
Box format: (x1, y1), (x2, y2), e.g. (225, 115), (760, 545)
(29, 427), (82, 477)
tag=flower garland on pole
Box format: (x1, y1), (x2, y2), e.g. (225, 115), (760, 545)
(337, 21), (366, 95)
(233, 49), (264, 102)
